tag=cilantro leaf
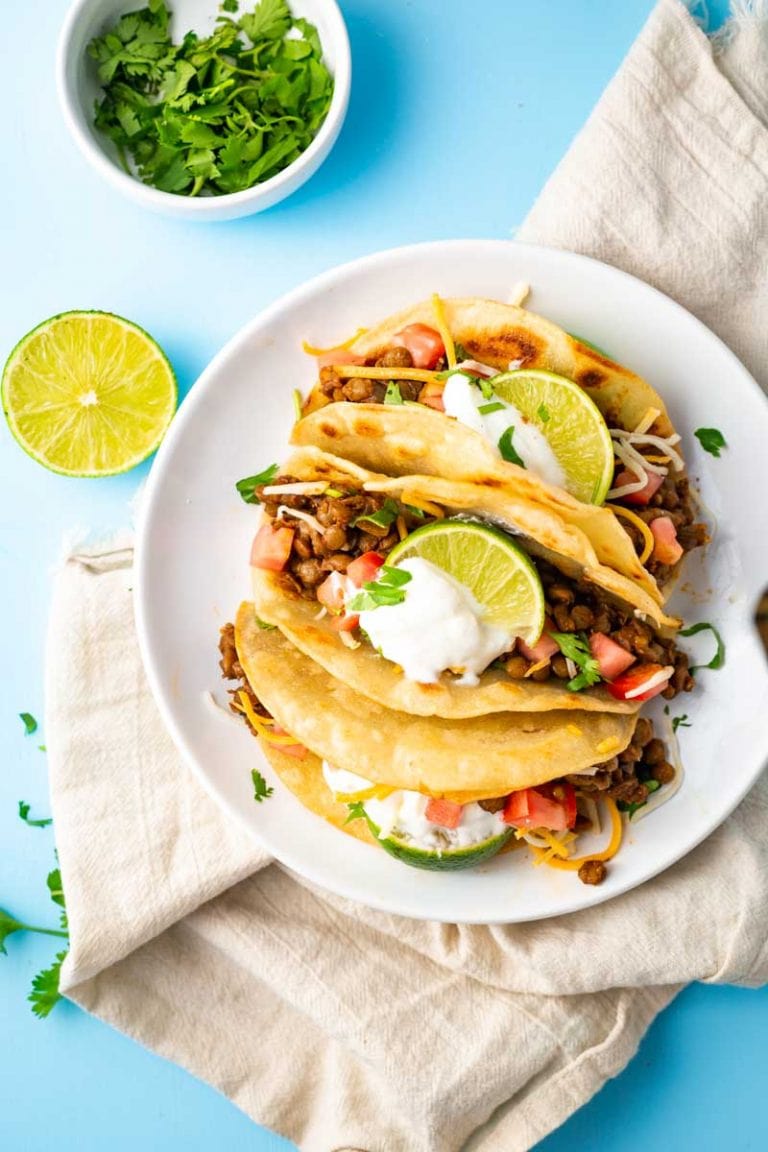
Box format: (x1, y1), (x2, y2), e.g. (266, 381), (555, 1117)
(47, 869), (66, 911)
(671, 713), (691, 732)
(549, 631), (602, 692)
(251, 768), (274, 802)
(344, 801), (367, 825)
(18, 801), (52, 829)
(678, 621), (725, 672)
(694, 427), (727, 458)
(236, 463), (279, 503)
(404, 503), (426, 519)
(241, 0), (291, 41)
(221, 0), (239, 11)
(29, 950), (69, 1019)
(498, 426), (526, 467)
(19, 712), (37, 735)
(351, 499), (400, 531)
(347, 566), (412, 613)
(0, 909), (26, 955)
(618, 778), (661, 819)
(384, 382), (404, 405)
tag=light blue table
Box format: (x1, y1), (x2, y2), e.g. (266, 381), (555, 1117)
(4, 1), (766, 1150)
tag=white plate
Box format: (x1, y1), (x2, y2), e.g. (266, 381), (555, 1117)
(136, 240), (768, 924)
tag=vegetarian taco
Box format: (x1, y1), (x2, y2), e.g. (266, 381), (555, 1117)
(293, 295), (709, 602)
(219, 606), (680, 883)
(239, 447), (693, 719)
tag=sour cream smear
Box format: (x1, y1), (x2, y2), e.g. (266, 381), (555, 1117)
(355, 557), (511, 685)
(442, 370), (566, 489)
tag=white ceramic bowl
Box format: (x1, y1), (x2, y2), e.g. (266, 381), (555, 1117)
(56, 0), (351, 221)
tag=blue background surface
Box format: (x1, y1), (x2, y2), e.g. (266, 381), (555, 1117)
(4, 1), (766, 1150)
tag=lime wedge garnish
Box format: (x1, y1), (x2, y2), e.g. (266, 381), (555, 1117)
(491, 369), (614, 504)
(387, 519), (545, 646)
(2, 311), (177, 476)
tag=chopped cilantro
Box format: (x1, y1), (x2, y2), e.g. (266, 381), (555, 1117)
(549, 631), (602, 692)
(671, 713), (692, 733)
(344, 801), (366, 825)
(347, 566), (412, 612)
(38, 744), (47, 753)
(618, 778), (661, 819)
(498, 426), (526, 467)
(351, 499), (400, 531)
(384, 381), (404, 405)
(1, 866), (69, 1017)
(537, 402), (550, 423)
(236, 463), (279, 503)
(89, 0), (333, 198)
(476, 376), (495, 401)
(29, 951), (68, 1019)
(251, 768), (274, 802)
(19, 713), (37, 736)
(18, 802), (52, 829)
(694, 427), (727, 458)
(679, 621), (725, 672)
(478, 401), (505, 415)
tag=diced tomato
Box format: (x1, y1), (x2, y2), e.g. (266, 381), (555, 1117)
(346, 551), (385, 587)
(272, 725), (308, 759)
(538, 781), (577, 829)
(330, 613), (360, 632)
(425, 797), (463, 829)
(502, 787), (571, 832)
(316, 571), (352, 613)
(250, 522), (294, 571)
(517, 618), (559, 663)
(649, 517), (684, 565)
(393, 324), (445, 369)
(589, 633), (636, 681)
(422, 394), (445, 411)
(316, 350), (367, 369)
(612, 468), (664, 505)
(606, 663), (674, 702)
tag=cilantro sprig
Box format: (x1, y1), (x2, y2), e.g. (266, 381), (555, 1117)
(1, 866), (69, 1019)
(251, 768), (274, 802)
(549, 631), (602, 692)
(694, 428), (727, 458)
(88, 0), (333, 198)
(236, 463), (278, 503)
(347, 566), (412, 612)
(351, 499), (400, 532)
(18, 801), (52, 829)
(678, 621), (725, 672)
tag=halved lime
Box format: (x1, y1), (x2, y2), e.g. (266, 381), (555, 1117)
(387, 519), (545, 646)
(360, 808), (513, 871)
(2, 311), (177, 476)
(491, 369), (614, 504)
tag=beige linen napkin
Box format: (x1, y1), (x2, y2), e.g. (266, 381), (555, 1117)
(47, 3), (768, 1149)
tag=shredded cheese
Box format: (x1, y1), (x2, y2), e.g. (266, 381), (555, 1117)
(339, 631), (361, 650)
(523, 657), (552, 678)
(262, 481), (327, 497)
(566, 723), (583, 737)
(396, 514), (408, 541)
(596, 736), (621, 755)
(431, 293), (456, 368)
(607, 504), (655, 565)
(302, 328), (367, 356)
(399, 491), (445, 518)
(334, 783), (394, 802)
(508, 281), (530, 307)
(236, 692), (304, 747)
(332, 365), (442, 383)
(632, 407), (662, 435)
(277, 505), (324, 535)
(536, 798), (623, 870)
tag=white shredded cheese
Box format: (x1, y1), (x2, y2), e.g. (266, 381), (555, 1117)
(262, 481), (328, 497)
(277, 505), (324, 534)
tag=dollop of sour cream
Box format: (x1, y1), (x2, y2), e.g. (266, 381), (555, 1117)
(356, 557), (511, 685)
(442, 370), (566, 489)
(321, 761), (506, 852)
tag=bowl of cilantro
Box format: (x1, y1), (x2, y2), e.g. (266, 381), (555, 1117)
(57, 0), (350, 220)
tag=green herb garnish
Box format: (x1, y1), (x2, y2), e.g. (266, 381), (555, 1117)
(618, 778), (661, 819)
(1, 865), (69, 1018)
(251, 768), (274, 802)
(671, 714), (692, 733)
(679, 621), (725, 672)
(549, 631), (602, 692)
(478, 401), (505, 415)
(18, 802), (52, 829)
(537, 402), (550, 423)
(498, 426), (526, 467)
(351, 498), (400, 532)
(88, 0), (333, 198)
(347, 565), (412, 612)
(476, 376), (495, 401)
(453, 342), (469, 362)
(384, 381), (404, 405)
(236, 463), (279, 503)
(404, 503), (426, 519)
(29, 952), (68, 1020)
(344, 801), (366, 825)
(19, 713), (37, 736)
(694, 428), (727, 458)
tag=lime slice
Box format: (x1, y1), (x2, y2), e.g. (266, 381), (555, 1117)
(491, 369), (614, 504)
(2, 311), (177, 476)
(363, 811), (513, 872)
(387, 519), (545, 646)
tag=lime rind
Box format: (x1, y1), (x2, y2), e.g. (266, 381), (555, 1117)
(2, 310), (177, 477)
(491, 368), (614, 505)
(387, 518), (545, 645)
(361, 809), (513, 871)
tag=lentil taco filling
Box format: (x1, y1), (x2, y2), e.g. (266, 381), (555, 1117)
(219, 623), (677, 886)
(254, 476), (693, 702)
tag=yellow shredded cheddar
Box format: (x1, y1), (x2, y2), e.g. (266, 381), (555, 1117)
(566, 723), (583, 737)
(524, 657), (551, 678)
(396, 514), (408, 541)
(400, 491), (445, 518)
(596, 736), (621, 755)
(536, 799), (623, 870)
(237, 693), (304, 747)
(335, 784), (394, 802)
(431, 293), (456, 368)
(644, 455), (671, 464)
(607, 503), (655, 565)
(302, 328), (368, 356)
(633, 407), (662, 435)
(332, 365), (443, 383)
